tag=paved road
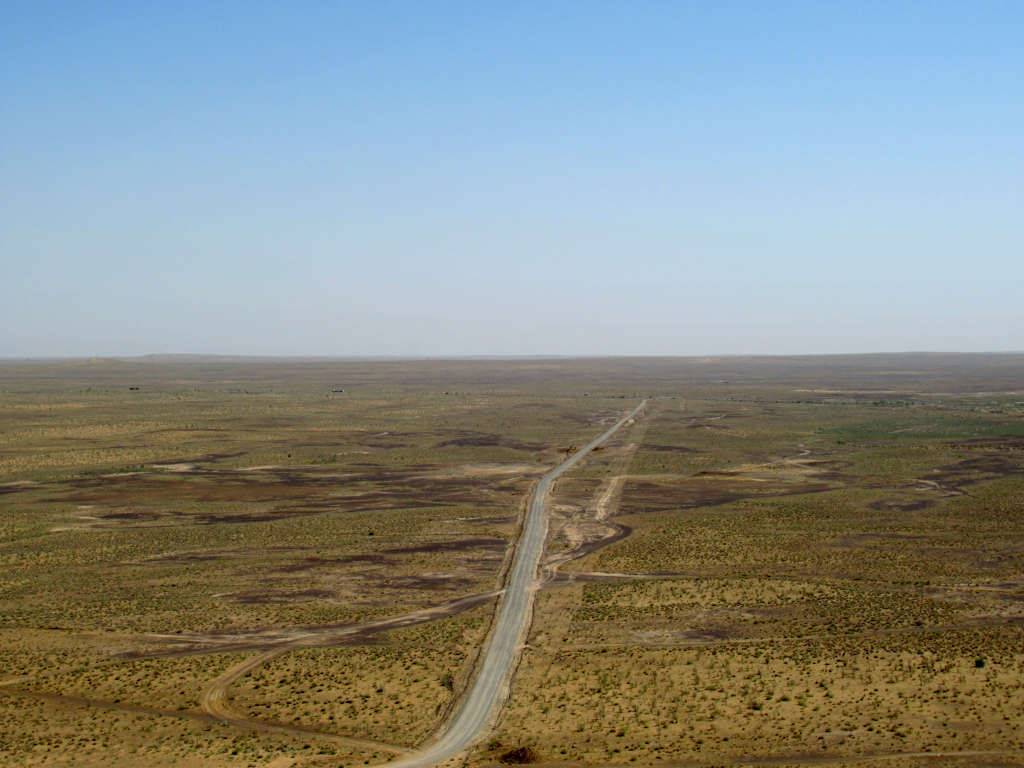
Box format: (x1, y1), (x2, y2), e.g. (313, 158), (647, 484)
(386, 401), (647, 768)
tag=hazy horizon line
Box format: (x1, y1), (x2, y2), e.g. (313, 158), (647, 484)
(3, 350), (1024, 362)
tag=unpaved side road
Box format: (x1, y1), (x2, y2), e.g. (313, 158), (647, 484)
(195, 592), (503, 754)
(384, 401), (647, 768)
(199, 646), (408, 754)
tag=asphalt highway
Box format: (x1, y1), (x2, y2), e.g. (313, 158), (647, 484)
(386, 400), (647, 768)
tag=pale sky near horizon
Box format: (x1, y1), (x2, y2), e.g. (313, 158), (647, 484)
(2, 2), (1021, 357)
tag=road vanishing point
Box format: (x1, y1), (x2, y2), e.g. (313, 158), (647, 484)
(386, 400), (647, 768)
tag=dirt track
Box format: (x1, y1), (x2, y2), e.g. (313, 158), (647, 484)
(0, 593), (500, 755)
(135, 591), (499, 658)
(382, 401), (647, 768)
(199, 647), (410, 753)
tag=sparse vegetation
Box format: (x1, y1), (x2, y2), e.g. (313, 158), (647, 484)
(2, 356), (1023, 766)
(484, 364), (1024, 767)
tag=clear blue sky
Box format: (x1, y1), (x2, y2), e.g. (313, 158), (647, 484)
(2, 1), (1021, 356)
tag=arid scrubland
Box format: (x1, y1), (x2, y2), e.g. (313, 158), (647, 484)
(0, 358), (629, 766)
(486, 362), (1024, 767)
(1, 355), (1023, 766)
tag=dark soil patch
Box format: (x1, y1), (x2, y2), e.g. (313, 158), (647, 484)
(227, 589), (335, 604)
(384, 537), (507, 555)
(376, 575), (475, 591)
(928, 454), (1023, 490)
(222, 416), (296, 428)
(499, 747), (541, 764)
(184, 450), (250, 464)
(272, 554), (393, 573)
(437, 432), (544, 451)
(99, 510), (162, 521)
(867, 498), (937, 513)
(621, 479), (830, 512)
(675, 627), (736, 642)
(81, 508), (295, 526)
(801, 459), (852, 481)
(51, 474), (333, 504)
(948, 437), (1024, 451)
(141, 551), (231, 563)
(280, 497), (449, 517)
(641, 443), (699, 453)
(812, 470), (852, 482)
(438, 435), (498, 447)
(50, 469), (522, 525)
(136, 546), (309, 565)
(281, 474), (526, 517)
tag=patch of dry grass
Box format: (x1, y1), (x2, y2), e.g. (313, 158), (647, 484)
(232, 608), (490, 747)
(4, 356), (1024, 766)
(494, 627), (1024, 764)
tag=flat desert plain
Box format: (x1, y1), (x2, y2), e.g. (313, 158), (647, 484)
(1, 355), (1022, 767)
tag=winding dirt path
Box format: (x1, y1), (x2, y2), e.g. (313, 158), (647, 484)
(2, 593), (500, 756)
(137, 591), (500, 658)
(200, 648), (409, 754)
(190, 591), (507, 751)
